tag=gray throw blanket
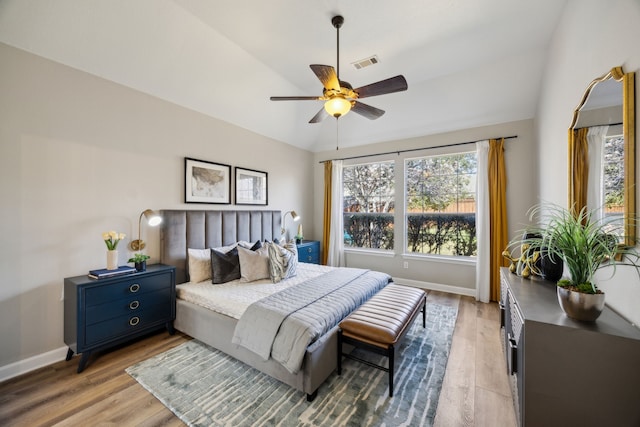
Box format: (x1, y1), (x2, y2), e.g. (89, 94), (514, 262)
(232, 268), (390, 373)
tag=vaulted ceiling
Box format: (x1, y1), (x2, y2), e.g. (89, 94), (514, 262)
(0, 0), (567, 152)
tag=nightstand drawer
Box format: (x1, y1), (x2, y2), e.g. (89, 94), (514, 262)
(300, 252), (320, 264)
(85, 300), (171, 346)
(85, 272), (172, 306)
(85, 287), (173, 325)
(296, 240), (320, 264)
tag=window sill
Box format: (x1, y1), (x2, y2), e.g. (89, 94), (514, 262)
(402, 253), (477, 266)
(343, 248), (396, 258)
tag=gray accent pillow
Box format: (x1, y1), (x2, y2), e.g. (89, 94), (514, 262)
(267, 241), (298, 283)
(238, 245), (270, 282)
(211, 247), (241, 284)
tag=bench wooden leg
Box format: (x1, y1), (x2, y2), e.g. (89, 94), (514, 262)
(337, 328), (343, 375)
(388, 344), (394, 397)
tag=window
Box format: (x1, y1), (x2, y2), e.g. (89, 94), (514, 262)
(405, 152), (477, 257)
(342, 161), (394, 250)
(603, 134), (624, 235)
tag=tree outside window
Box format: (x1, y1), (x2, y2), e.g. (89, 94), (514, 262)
(603, 135), (624, 237)
(342, 161), (394, 250)
(405, 152), (477, 257)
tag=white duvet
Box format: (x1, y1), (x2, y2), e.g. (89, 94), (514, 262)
(176, 263), (335, 319)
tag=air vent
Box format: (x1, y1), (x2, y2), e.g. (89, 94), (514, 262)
(352, 55), (379, 70)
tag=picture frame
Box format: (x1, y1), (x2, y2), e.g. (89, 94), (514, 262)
(184, 157), (231, 204)
(235, 167), (268, 205)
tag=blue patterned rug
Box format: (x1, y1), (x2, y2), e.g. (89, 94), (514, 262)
(126, 301), (458, 427)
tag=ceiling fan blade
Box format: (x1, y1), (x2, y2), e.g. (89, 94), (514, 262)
(354, 75), (408, 98)
(270, 96), (322, 101)
(310, 65), (340, 91)
(351, 101), (385, 120)
(309, 107), (329, 123)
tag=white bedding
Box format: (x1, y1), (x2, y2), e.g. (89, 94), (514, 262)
(176, 263), (335, 319)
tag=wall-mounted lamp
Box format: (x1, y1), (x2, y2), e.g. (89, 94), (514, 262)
(281, 210), (301, 236)
(130, 209), (162, 251)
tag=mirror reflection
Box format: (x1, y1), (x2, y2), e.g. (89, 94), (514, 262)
(569, 66), (635, 247)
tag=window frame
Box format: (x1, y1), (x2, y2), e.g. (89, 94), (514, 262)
(403, 150), (478, 259)
(342, 159), (396, 252)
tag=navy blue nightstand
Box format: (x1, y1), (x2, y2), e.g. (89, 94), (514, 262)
(64, 264), (176, 373)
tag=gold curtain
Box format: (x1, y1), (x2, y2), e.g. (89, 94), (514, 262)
(488, 138), (508, 302)
(568, 127), (589, 215)
(321, 161), (332, 265)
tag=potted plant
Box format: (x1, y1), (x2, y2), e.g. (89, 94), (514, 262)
(510, 202), (639, 321)
(128, 253), (150, 272)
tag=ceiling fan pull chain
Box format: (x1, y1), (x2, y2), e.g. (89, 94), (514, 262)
(336, 118), (340, 150)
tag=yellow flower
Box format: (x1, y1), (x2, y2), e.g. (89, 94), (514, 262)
(103, 230), (126, 250)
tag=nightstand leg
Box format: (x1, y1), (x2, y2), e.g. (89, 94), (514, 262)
(65, 348), (74, 361)
(166, 321), (175, 335)
(77, 352), (91, 373)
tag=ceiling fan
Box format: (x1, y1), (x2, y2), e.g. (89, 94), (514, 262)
(270, 15), (408, 123)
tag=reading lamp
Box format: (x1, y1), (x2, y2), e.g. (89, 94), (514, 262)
(130, 209), (162, 251)
(281, 210), (301, 236)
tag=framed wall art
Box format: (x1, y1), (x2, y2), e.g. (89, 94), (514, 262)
(184, 157), (231, 204)
(235, 167), (268, 205)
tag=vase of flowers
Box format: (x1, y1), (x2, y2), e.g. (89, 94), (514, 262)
(295, 223), (304, 244)
(103, 231), (126, 270)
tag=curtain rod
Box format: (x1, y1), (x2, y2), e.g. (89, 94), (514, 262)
(318, 135), (518, 163)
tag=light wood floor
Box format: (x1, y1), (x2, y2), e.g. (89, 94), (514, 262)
(0, 291), (516, 426)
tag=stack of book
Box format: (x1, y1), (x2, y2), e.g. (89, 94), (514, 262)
(88, 265), (137, 279)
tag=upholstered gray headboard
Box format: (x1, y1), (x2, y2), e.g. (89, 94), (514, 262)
(160, 210), (282, 284)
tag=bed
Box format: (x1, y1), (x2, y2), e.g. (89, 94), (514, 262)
(159, 210), (391, 401)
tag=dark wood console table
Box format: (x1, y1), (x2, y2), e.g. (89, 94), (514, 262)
(500, 267), (640, 427)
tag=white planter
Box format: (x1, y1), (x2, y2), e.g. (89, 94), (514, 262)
(106, 250), (118, 270)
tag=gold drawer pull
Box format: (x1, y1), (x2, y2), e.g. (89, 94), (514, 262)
(129, 316), (140, 326)
(129, 283), (140, 293)
(129, 300), (140, 310)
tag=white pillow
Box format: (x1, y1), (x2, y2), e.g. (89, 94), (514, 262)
(267, 241), (298, 283)
(187, 248), (211, 283)
(238, 245), (270, 282)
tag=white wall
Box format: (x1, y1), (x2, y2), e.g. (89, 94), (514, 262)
(0, 42), (314, 376)
(536, 0), (640, 325)
(313, 119), (538, 293)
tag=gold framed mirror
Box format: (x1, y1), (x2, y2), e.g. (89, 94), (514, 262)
(568, 66), (636, 247)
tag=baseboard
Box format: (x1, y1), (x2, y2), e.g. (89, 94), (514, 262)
(0, 346), (68, 383)
(392, 277), (476, 297)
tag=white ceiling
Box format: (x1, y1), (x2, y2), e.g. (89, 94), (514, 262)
(0, 0), (567, 152)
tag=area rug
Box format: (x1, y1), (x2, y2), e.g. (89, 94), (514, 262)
(126, 301), (458, 427)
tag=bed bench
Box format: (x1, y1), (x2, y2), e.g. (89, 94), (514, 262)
(337, 284), (427, 397)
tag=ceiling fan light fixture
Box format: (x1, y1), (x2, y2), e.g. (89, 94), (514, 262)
(270, 14), (407, 123)
(324, 97), (351, 118)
